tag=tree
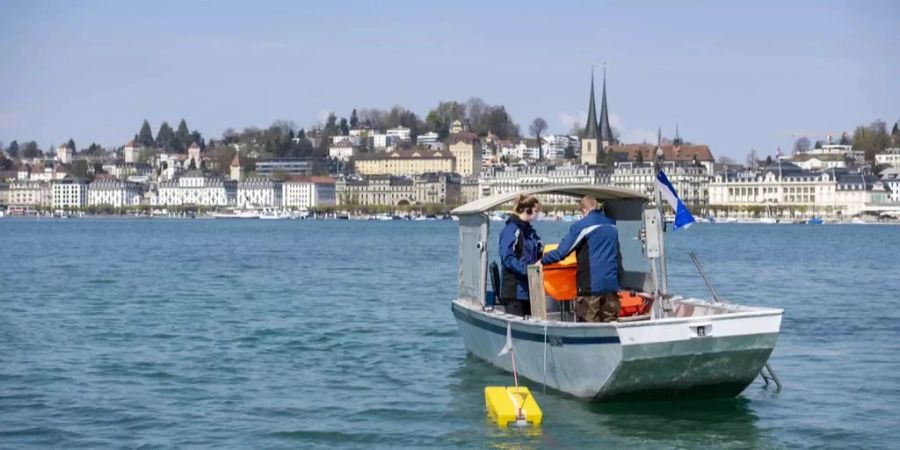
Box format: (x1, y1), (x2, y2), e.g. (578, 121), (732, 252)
(138, 120), (155, 147)
(324, 112), (339, 134)
(426, 101), (467, 140)
(175, 119), (191, 152)
(529, 117), (548, 160)
(22, 141), (41, 158)
(814, 140), (824, 149)
(746, 148), (759, 169)
(0, 152), (13, 171)
(66, 139), (76, 152)
(766, 155), (773, 166)
(339, 118), (350, 136)
(7, 140), (19, 158)
(793, 137), (810, 154)
(73, 159), (90, 179)
(350, 109), (359, 128)
(156, 122), (175, 150)
(297, 128), (306, 139)
(188, 158), (197, 170)
(852, 120), (890, 163)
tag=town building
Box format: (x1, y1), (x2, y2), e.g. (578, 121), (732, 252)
(610, 162), (711, 211)
(875, 148), (900, 168)
(386, 126), (412, 143)
(354, 149), (455, 176)
(479, 164), (609, 205)
(8, 181), (51, 207)
(52, 178), (89, 209)
(448, 132), (481, 177)
(580, 70), (615, 165)
(254, 158), (316, 177)
(707, 162), (885, 218)
(237, 177), (282, 208)
(328, 139), (356, 162)
(789, 153), (847, 171)
(230, 153), (243, 181)
(335, 172), (460, 207)
(879, 168), (900, 203)
(124, 140), (140, 164)
(157, 171), (237, 206)
(608, 144), (716, 174)
(57, 144), (73, 164)
(417, 132), (440, 147)
(88, 179), (144, 207)
(282, 176), (336, 209)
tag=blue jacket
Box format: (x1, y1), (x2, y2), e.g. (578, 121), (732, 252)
(499, 215), (543, 301)
(542, 209), (620, 295)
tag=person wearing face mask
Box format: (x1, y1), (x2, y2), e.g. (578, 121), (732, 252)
(498, 194), (543, 317)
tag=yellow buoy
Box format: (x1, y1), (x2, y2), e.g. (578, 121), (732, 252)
(485, 386), (543, 427)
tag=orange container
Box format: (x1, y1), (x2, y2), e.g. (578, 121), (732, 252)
(542, 243), (578, 301)
(618, 291), (650, 317)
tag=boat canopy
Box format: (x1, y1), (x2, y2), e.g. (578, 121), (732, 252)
(453, 184), (654, 307)
(451, 185), (649, 216)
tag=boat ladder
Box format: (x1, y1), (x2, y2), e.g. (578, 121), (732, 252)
(688, 252), (783, 392)
(759, 362), (782, 391)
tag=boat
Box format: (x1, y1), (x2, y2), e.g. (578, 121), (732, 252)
(806, 217), (824, 225)
(211, 209), (260, 219)
(758, 217), (778, 224)
(259, 209), (291, 220)
(450, 183), (783, 402)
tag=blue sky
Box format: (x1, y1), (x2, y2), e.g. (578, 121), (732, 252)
(0, 0), (897, 160)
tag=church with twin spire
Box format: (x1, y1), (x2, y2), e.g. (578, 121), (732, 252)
(580, 68), (616, 165)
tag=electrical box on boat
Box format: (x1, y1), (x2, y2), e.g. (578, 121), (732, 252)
(485, 386), (543, 427)
(644, 209), (662, 258)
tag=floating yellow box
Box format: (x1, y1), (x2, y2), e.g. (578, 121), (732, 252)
(484, 386), (543, 427)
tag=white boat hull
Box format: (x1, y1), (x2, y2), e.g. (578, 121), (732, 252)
(452, 299), (782, 401)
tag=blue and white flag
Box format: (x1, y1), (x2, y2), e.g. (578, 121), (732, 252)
(655, 170), (695, 230)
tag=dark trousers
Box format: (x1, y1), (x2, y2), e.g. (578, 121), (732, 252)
(502, 299), (531, 317)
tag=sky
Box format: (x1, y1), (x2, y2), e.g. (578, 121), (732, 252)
(0, 0), (897, 160)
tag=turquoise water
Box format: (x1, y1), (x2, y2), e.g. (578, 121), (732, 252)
(1, 219), (899, 449)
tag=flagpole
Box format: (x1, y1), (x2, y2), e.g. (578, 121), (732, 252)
(653, 137), (669, 297)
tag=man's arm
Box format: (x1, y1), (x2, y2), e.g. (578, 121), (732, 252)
(541, 224), (578, 265)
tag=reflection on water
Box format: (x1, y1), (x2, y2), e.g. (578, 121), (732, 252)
(451, 354), (768, 449)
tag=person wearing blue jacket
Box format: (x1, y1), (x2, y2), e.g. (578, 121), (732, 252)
(499, 194), (543, 316)
(541, 195), (621, 322)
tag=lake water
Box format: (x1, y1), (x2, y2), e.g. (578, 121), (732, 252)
(1, 218), (899, 449)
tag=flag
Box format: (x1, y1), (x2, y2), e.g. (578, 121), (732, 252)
(656, 170), (696, 230)
(498, 322), (514, 356)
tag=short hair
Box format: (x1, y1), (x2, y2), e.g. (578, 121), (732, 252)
(579, 195), (598, 210)
(513, 194), (541, 214)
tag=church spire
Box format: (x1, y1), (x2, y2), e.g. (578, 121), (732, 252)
(584, 67), (599, 139)
(598, 65), (614, 145)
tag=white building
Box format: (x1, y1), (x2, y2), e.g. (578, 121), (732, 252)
(875, 148), (900, 168)
(386, 126), (411, 143)
(790, 153), (847, 171)
(878, 168), (900, 203)
(540, 134), (577, 161)
(611, 162), (711, 209)
(282, 177), (336, 209)
(124, 141), (140, 164)
(88, 179), (143, 207)
(372, 133), (390, 149)
(708, 162), (876, 217)
(417, 132), (439, 147)
(328, 141), (356, 162)
(157, 171), (236, 206)
(332, 135), (362, 146)
(57, 145), (73, 164)
(52, 179), (88, 209)
(480, 164), (608, 205)
(237, 177), (282, 208)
